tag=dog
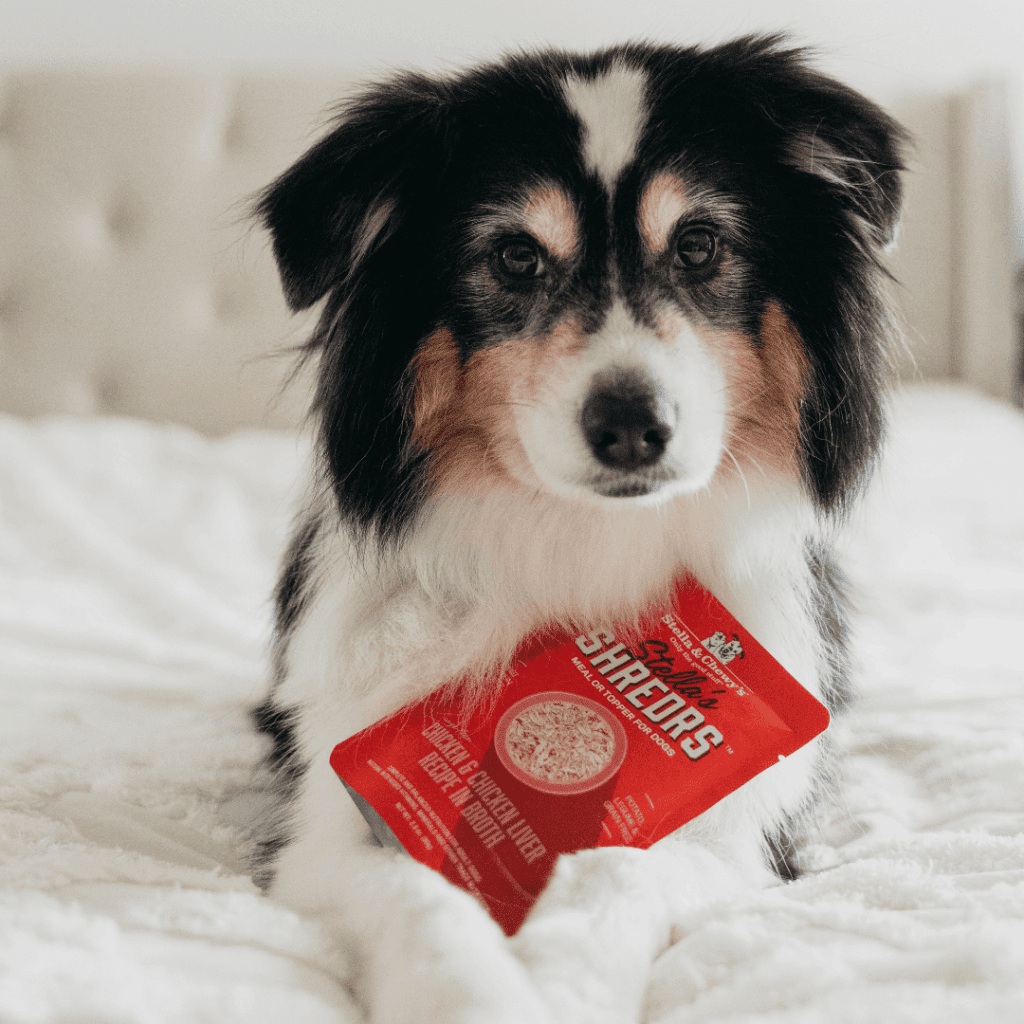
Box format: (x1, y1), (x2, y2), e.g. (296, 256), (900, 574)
(249, 35), (906, 1024)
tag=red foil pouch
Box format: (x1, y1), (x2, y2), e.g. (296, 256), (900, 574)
(330, 578), (829, 935)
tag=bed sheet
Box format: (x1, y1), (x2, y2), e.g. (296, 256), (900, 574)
(0, 384), (1022, 1023)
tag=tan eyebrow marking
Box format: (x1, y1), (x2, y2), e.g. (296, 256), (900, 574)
(638, 173), (689, 254)
(523, 185), (579, 261)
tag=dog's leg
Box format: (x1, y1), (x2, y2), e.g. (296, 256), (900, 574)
(269, 757), (552, 1024)
(510, 829), (773, 1024)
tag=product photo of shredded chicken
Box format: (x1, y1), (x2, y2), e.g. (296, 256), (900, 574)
(503, 699), (618, 786)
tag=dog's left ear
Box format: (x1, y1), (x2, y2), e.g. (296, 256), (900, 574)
(726, 41), (911, 515)
(701, 39), (908, 251)
(770, 70), (907, 250)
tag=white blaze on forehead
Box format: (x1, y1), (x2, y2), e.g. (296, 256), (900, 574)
(562, 63), (648, 188)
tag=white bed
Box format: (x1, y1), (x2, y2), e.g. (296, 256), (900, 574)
(1, 383), (1022, 1022)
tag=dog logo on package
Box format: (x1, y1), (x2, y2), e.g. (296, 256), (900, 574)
(701, 630), (745, 664)
(330, 577), (829, 935)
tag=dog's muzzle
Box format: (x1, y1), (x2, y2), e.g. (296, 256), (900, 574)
(580, 368), (675, 472)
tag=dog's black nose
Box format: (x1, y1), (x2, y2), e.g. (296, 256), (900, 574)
(581, 370), (673, 470)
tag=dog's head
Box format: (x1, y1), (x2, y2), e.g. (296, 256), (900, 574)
(258, 36), (906, 544)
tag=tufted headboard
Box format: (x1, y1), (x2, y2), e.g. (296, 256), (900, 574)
(0, 73), (1019, 433)
(0, 74), (359, 433)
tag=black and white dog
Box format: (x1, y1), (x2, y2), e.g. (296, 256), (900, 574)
(250, 36), (905, 1024)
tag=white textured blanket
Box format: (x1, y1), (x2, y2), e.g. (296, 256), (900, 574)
(1, 384), (1022, 1023)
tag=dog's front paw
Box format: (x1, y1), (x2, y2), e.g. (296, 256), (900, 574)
(510, 840), (760, 1024)
(337, 876), (551, 1024)
(642, 937), (712, 1023)
(511, 847), (675, 1024)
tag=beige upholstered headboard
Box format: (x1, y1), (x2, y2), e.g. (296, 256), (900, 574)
(1, 73), (1019, 434)
(0, 74), (359, 433)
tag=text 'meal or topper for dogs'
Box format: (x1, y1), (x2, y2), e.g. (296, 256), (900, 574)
(330, 577), (829, 935)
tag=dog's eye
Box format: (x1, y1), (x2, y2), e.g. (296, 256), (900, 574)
(674, 227), (718, 270)
(497, 240), (545, 279)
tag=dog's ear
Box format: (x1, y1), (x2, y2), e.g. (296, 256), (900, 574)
(724, 38), (909, 514)
(256, 77), (453, 545)
(774, 72), (907, 249)
(256, 76), (446, 310)
(695, 37), (908, 251)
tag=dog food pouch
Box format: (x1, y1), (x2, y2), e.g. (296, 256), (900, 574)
(330, 577), (830, 935)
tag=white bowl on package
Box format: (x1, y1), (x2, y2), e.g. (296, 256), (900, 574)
(495, 691), (629, 795)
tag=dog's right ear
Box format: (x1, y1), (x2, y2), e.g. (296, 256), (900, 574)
(255, 76), (446, 311)
(255, 76), (456, 547)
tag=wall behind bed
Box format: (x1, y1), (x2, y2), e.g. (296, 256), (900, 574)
(1, 0), (1021, 433)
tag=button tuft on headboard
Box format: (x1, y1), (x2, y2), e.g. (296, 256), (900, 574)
(107, 191), (146, 244)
